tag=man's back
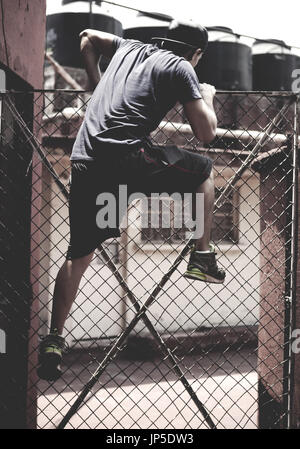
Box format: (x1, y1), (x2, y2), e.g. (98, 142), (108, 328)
(71, 38), (202, 161)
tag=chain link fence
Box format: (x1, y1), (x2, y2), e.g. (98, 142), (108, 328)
(0, 89), (298, 429)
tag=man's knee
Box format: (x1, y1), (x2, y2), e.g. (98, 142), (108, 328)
(208, 168), (214, 182)
(203, 169), (214, 188)
(195, 169), (214, 192)
(67, 251), (94, 273)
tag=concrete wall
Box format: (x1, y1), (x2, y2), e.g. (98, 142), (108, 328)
(256, 151), (296, 428)
(0, 0), (46, 88)
(125, 175), (260, 335)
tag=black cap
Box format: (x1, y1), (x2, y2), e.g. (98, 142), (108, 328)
(152, 20), (208, 52)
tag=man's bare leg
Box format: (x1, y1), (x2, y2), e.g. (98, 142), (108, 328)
(50, 252), (94, 335)
(37, 252), (94, 380)
(185, 170), (225, 283)
(192, 170), (215, 250)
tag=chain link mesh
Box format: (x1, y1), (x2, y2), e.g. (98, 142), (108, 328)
(0, 90), (298, 429)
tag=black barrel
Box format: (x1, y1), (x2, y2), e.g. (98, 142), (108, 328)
(196, 26), (252, 91)
(46, 2), (123, 69)
(195, 27), (252, 130)
(123, 12), (172, 44)
(252, 39), (300, 91)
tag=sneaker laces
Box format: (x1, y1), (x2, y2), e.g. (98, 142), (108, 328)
(190, 245), (224, 273)
(39, 333), (69, 353)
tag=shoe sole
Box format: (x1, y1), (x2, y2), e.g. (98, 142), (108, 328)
(183, 271), (225, 284)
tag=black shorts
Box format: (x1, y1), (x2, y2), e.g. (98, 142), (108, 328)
(66, 144), (213, 260)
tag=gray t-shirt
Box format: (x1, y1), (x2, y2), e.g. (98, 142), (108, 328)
(70, 37), (202, 161)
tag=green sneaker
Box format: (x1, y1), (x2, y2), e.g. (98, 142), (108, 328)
(184, 244), (226, 284)
(37, 330), (66, 381)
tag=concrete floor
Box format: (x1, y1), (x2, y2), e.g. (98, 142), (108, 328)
(37, 349), (258, 429)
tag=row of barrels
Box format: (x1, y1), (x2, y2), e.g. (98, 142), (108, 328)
(47, 2), (300, 91)
(46, 2), (298, 131)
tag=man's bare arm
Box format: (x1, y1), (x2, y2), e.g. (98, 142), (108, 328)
(79, 29), (117, 89)
(183, 84), (217, 144)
